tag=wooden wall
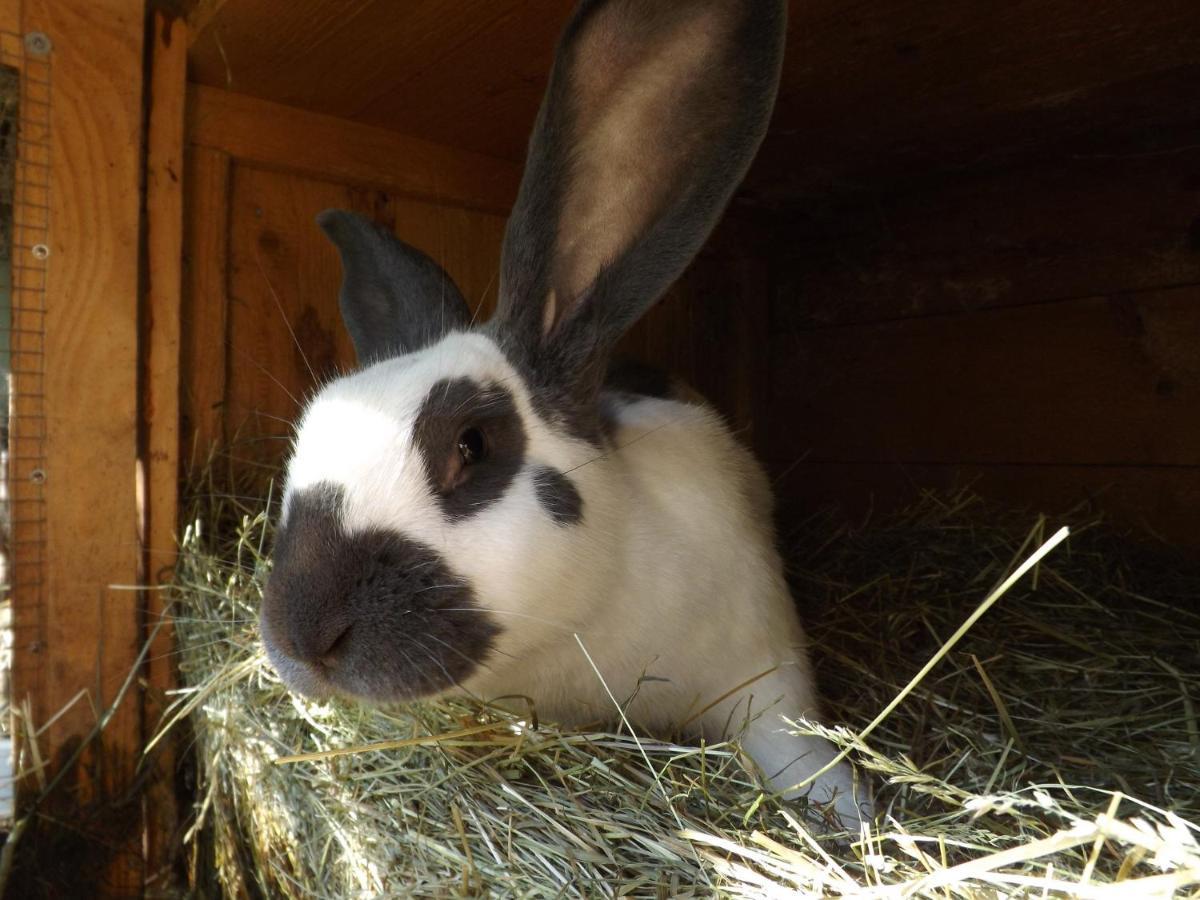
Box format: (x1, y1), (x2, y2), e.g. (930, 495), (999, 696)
(180, 87), (772, 478)
(6, 0), (149, 894)
(765, 148), (1200, 544)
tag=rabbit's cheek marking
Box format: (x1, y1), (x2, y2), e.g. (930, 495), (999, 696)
(531, 465), (583, 526)
(413, 377), (527, 521)
(261, 482), (500, 703)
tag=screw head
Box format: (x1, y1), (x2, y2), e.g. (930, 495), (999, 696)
(29, 468), (46, 485)
(31, 244), (49, 260)
(23, 32), (52, 56)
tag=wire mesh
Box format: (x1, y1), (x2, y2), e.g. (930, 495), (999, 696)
(0, 31), (52, 821)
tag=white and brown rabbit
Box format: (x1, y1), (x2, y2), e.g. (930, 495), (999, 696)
(261, 0), (870, 827)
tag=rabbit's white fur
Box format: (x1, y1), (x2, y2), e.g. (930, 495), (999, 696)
(285, 332), (864, 825)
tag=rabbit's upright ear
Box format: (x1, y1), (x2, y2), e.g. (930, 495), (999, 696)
(493, 0), (786, 401)
(318, 210), (472, 365)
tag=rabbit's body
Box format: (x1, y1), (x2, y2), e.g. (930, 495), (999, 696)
(263, 0), (868, 828)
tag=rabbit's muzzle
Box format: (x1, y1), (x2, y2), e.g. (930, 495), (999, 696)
(260, 482), (500, 703)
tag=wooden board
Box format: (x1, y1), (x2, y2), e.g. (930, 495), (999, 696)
(187, 85), (520, 215)
(220, 163), (506, 466)
(770, 285), (1200, 468)
(754, 0), (1200, 202)
(619, 243), (770, 446)
(186, 0), (1200, 202)
(773, 460), (1200, 550)
(187, 0), (566, 162)
(772, 148), (1200, 329)
(15, 0), (146, 895)
(0, 0), (20, 38)
(143, 9), (187, 892)
(180, 146), (231, 466)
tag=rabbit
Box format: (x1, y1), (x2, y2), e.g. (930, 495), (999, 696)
(260, 0), (871, 829)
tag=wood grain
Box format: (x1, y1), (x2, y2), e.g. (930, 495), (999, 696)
(187, 0), (566, 160)
(770, 285), (1200, 468)
(773, 460), (1200, 550)
(220, 163), (506, 468)
(753, 0), (1200, 202)
(16, 0), (146, 894)
(181, 146), (231, 466)
(619, 247), (770, 446)
(0, 0), (20, 37)
(187, 0), (1200, 201)
(143, 8), (187, 891)
(187, 85), (520, 215)
(772, 148), (1200, 329)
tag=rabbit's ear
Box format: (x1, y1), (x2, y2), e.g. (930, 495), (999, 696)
(493, 0), (785, 398)
(318, 210), (472, 364)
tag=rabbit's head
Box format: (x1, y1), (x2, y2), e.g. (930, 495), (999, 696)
(260, 0), (787, 704)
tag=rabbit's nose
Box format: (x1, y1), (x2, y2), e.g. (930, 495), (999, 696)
(290, 618), (352, 668)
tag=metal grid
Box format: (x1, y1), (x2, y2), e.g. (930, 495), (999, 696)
(0, 31), (52, 774)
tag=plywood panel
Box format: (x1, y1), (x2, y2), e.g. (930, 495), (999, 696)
(16, 0), (145, 894)
(770, 285), (1200, 467)
(773, 149), (1200, 329)
(222, 164), (506, 463)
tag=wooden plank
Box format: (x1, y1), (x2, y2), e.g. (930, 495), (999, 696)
(619, 248), (770, 446)
(15, 0), (146, 895)
(752, 0), (1200, 202)
(187, 85), (521, 215)
(187, 0), (1200, 196)
(772, 460), (1200, 551)
(221, 163), (506, 468)
(0, 0), (21, 38)
(181, 146), (230, 466)
(143, 8), (187, 893)
(770, 285), (1200, 467)
(772, 148), (1200, 329)
(187, 0), (566, 161)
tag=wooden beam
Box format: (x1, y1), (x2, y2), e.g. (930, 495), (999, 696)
(13, 0), (146, 894)
(143, 7), (186, 892)
(187, 84), (520, 215)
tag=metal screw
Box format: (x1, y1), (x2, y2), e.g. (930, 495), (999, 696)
(29, 468), (46, 485)
(24, 32), (52, 56)
(31, 243), (49, 260)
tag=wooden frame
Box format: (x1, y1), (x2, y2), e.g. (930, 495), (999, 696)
(8, 0), (148, 894)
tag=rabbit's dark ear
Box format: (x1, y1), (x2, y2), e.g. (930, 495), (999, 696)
(318, 209), (472, 364)
(493, 0), (785, 399)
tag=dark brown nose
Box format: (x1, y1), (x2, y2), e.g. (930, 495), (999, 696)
(289, 617), (351, 667)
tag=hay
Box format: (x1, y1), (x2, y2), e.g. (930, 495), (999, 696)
(164, 478), (1200, 897)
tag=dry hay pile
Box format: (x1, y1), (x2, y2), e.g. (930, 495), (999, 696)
(164, 480), (1200, 898)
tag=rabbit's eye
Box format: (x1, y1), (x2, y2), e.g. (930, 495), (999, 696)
(457, 427), (488, 465)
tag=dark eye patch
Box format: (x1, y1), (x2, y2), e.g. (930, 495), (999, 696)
(413, 377), (527, 520)
(531, 466), (583, 526)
